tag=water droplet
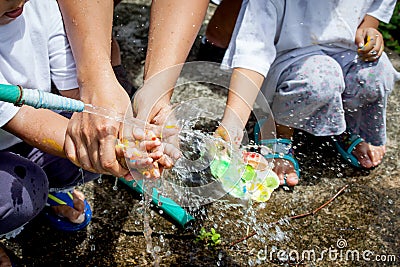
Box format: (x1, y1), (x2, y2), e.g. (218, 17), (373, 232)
(113, 177), (118, 190)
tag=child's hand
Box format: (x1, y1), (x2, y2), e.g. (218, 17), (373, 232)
(214, 124), (244, 149)
(355, 27), (384, 62)
(117, 125), (181, 180)
(242, 151), (269, 170)
(116, 132), (163, 179)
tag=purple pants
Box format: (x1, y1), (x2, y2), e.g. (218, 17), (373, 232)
(270, 50), (399, 145)
(0, 143), (99, 235)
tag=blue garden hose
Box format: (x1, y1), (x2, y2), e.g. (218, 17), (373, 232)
(118, 178), (194, 228)
(0, 83), (84, 112)
(0, 83), (195, 227)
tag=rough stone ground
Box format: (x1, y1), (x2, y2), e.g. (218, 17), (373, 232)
(2, 1), (399, 266)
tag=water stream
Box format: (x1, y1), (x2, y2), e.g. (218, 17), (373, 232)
(81, 101), (282, 265)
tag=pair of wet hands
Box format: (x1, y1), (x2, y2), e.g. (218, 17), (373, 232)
(116, 126), (181, 180)
(115, 122), (247, 180)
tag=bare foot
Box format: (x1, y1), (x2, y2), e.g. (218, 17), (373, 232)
(0, 246), (12, 267)
(258, 124), (300, 187)
(51, 190), (86, 224)
(352, 142), (386, 168)
(271, 158), (299, 187)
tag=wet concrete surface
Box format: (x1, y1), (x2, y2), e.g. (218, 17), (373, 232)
(2, 1), (400, 266)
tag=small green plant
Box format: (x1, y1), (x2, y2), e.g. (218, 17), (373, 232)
(195, 227), (221, 247)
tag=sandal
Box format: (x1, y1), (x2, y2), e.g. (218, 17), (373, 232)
(254, 121), (300, 186)
(44, 191), (92, 232)
(331, 132), (364, 168)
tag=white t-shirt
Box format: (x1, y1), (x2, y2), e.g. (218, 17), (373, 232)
(223, 0), (396, 77)
(0, 0), (77, 150)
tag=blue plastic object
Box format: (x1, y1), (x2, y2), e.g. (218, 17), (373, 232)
(119, 178), (195, 228)
(0, 83), (84, 112)
(45, 191), (92, 232)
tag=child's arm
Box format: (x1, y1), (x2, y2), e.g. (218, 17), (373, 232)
(2, 104), (166, 178)
(216, 68), (264, 147)
(2, 106), (69, 159)
(356, 15), (384, 62)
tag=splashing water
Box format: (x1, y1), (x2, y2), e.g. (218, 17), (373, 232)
(142, 179), (162, 266)
(82, 97), (283, 262)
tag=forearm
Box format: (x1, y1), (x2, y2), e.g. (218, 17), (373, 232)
(136, 0), (209, 120)
(359, 14), (380, 29)
(222, 68), (264, 127)
(144, 0), (209, 83)
(3, 107), (68, 158)
(58, 0), (115, 101)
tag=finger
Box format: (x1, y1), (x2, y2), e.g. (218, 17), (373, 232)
(115, 141), (125, 159)
(131, 127), (145, 141)
(126, 157), (154, 170)
(64, 134), (80, 167)
(215, 126), (230, 142)
(147, 150), (163, 160)
(138, 139), (162, 152)
(123, 172), (134, 181)
(355, 28), (367, 49)
(99, 133), (130, 177)
(364, 34), (383, 61)
(377, 41), (384, 57)
(87, 139), (103, 173)
(157, 155), (174, 169)
(162, 143), (182, 161)
(75, 140), (94, 172)
(149, 162), (161, 178)
(148, 124), (180, 139)
(360, 34), (376, 54)
(66, 114), (96, 172)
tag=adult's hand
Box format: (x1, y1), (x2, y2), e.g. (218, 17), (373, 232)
(64, 78), (133, 177)
(58, 0), (134, 177)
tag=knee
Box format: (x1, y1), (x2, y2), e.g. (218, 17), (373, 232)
(307, 75), (344, 104)
(348, 56), (395, 102)
(297, 56), (345, 103)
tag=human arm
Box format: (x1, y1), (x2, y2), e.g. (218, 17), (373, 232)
(135, 0), (210, 123)
(216, 68), (264, 147)
(215, 0), (278, 146)
(57, 0), (133, 177)
(3, 106), (70, 159)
